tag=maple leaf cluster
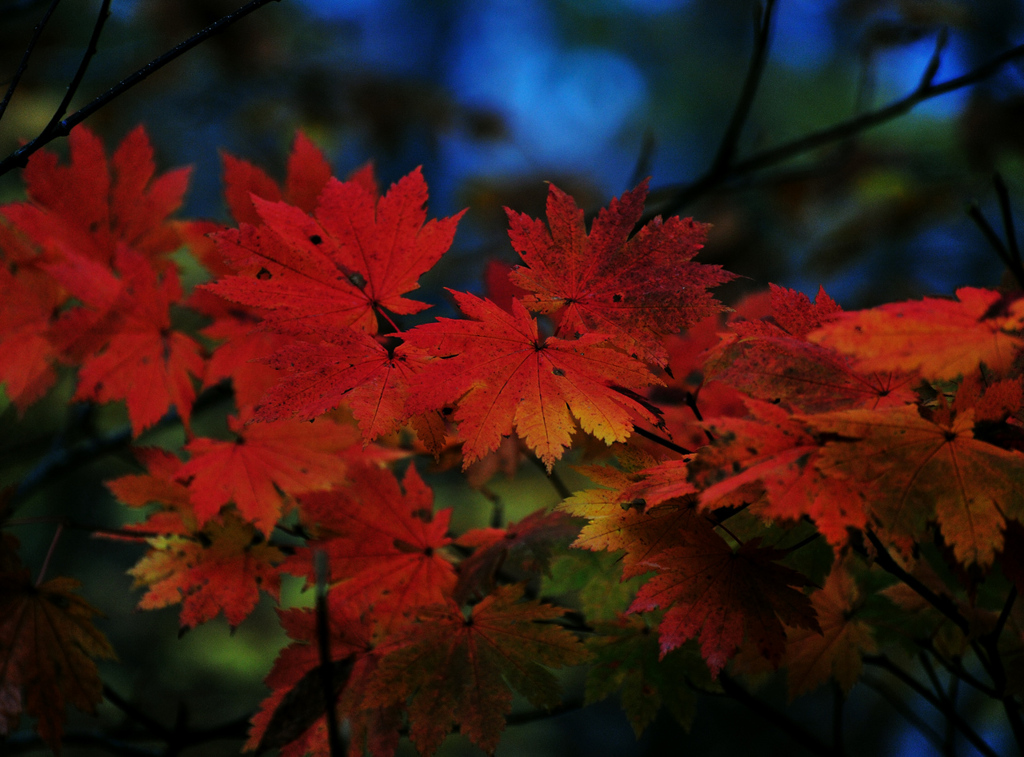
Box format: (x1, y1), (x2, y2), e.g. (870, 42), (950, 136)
(2, 126), (1023, 755)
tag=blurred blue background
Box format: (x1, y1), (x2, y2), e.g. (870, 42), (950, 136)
(3, 0), (1024, 312)
(1, 1), (1023, 755)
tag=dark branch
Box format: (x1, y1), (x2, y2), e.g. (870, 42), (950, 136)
(717, 672), (833, 757)
(39, 0), (112, 137)
(863, 655), (998, 757)
(707, 0), (777, 177)
(650, 40), (1024, 217)
(0, 0), (283, 178)
(0, 0), (62, 124)
(632, 426), (693, 455)
(862, 529), (970, 634)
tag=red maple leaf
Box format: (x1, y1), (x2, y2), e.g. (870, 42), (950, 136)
(46, 247), (205, 435)
(3, 125), (189, 265)
(252, 330), (433, 442)
(176, 415), (360, 536)
(705, 284), (916, 412)
(404, 290), (664, 469)
(506, 179), (735, 363)
(247, 591), (399, 757)
(204, 167), (463, 335)
(287, 464), (456, 631)
(222, 131), (334, 225)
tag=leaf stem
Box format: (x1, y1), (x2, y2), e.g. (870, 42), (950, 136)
(34, 522), (63, 587)
(631, 426), (692, 455)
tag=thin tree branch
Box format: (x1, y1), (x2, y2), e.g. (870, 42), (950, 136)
(918, 640), (999, 699)
(717, 672), (833, 757)
(314, 550), (345, 757)
(862, 529), (970, 634)
(863, 655), (998, 757)
(528, 454), (573, 500)
(993, 172), (1023, 279)
(650, 40), (1024, 217)
(861, 674), (946, 753)
(0, 0), (284, 178)
(0, 0), (62, 124)
(103, 684), (172, 740)
(967, 201), (1024, 289)
(505, 696), (587, 726)
(39, 0), (112, 138)
(707, 0), (777, 177)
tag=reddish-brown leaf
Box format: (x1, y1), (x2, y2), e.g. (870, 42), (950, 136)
(367, 584), (590, 756)
(808, 404), (1024, 567)
(0, 564), (117, 750)
(629, 524), (820, 675)
(506, 180), (735, 363)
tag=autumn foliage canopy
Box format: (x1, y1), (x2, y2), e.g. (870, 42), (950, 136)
(1, 126), (1023, 755)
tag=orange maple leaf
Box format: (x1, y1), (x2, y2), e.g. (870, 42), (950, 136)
(808, 404), (1024, 567)
(506, 179), (735, 363)
(129, 511), (284, 629)
(808, 287), (1024, 380)
(404, 290), (663, 469)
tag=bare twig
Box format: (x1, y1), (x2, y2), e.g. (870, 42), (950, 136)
(0, 0), (284, 178)
(861, 674), (945, 753)
(717, 672), (833, 757)
(863, 655), (998, 757)
(0, 0), (62, 124)
(649, 40), (1024, 217)
(862, 530), (970, 634)
(707, 0), (777, 177)
(39, 0), (112, 138)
